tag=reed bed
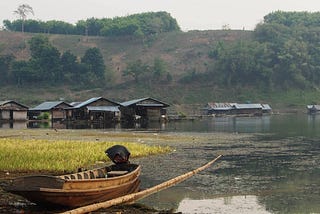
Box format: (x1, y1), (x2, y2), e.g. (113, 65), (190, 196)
(0, 138), (172, 172)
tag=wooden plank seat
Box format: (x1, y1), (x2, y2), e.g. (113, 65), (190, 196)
(107, 171), (128, 177)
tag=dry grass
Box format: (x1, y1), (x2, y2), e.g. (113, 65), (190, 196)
(0, 129), (174, 172)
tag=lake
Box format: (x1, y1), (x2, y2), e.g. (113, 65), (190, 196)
(137, 113), (320, 213)
(1, 113), (320, 213)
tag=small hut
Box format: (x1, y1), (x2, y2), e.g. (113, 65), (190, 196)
(0, 100), (28, 121)
(28, 101), (73, 121)
(66, 97), (120, 122)
(120, 97), (170, 123)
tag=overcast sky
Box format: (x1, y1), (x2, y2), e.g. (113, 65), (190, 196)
(1, 0), (320, 31)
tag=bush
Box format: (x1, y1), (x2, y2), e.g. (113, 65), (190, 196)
(37, 112), (50, 120)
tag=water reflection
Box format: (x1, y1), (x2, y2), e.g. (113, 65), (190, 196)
(177, 196), (271, 214)
(166, 116), (270, 133)
(1, 116), (272, 133)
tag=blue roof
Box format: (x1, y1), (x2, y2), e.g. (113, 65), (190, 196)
(29, 101), (71, 111)
(120, 97), (169, 107)
(233, 104), (262, 109)
(73, 97), (102, 108)
(0, 100), (28, 109)
(70, 97), (120, 109)
(87, 106), (120, 112)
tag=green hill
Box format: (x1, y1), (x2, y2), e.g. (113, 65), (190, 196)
(0, 30), (318, 113)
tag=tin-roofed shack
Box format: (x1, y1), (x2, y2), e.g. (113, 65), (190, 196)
(205, 103), (237, 116)
(65, 97), (120, 123)
(120, 97), (170, 123)
(28, 101), (72, 121)
(205, 102), (272, 116)
(0, 100), (28, 121)
(233, 103), (263, 116)
(307, 105), (320, 114)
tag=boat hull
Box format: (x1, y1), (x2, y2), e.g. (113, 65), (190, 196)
(6, 164), (141, 207)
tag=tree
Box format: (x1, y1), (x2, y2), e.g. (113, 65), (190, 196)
(13, 4), (34, 33)
(0, 54), (15, 83)
(123, 59), (149, 82)
(81, 47), (106, 82)
(152, 57), (166, 79)
(28, 35), (62, 82)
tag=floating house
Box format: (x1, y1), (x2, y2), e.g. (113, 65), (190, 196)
(120, 97), (170, 122)
(205, 102), (272, 116)
(0, 100), (28, 121)
(205, 103), (236, 115)
(261, 104), (272, 114)
(28, 101), (73, 121)
(233, 103), (263, 116)
(307, 105), (320, 114)
(66, 97), (121, 122)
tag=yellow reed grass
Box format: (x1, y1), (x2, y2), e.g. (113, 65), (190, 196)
(0, 138), (171, 172)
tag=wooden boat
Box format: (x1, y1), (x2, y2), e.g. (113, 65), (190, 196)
(5, 163), (141, 207)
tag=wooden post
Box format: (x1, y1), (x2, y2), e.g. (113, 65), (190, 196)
(60, 155), (222, 214)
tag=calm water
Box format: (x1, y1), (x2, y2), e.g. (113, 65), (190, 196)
(1, 113), (320, 213)
(139, 114), (320, 214)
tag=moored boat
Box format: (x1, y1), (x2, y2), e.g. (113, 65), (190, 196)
(5, 145), (141, 207)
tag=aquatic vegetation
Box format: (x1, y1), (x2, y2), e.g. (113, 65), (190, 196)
(0, 138), (172, 172)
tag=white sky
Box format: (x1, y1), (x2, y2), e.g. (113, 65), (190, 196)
(1, 0), (320, 31)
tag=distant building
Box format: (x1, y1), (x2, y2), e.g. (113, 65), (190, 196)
(261, 104), (272, 114)
(120, 97), (170, 122)
(307, 105), (320, 114)
(28, 101), (73, 121)
(233, 103), (263, 116)
(0, 100), (28, 121)
(65, 97), (121, 122)
(205, 102), (272, 116)
(205, 103), (236, 115)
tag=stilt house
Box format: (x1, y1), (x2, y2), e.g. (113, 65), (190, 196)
(28, 101), (73, 121)
(120, 97), (170, 122)
(66, 97), (121, 122)
(0, 100), (28, 121)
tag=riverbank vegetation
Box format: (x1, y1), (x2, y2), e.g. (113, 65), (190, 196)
(0, 129), (172, 172)
(2, 11), (320, 109)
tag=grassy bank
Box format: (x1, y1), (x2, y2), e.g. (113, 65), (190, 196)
(0, 129), (172, 172)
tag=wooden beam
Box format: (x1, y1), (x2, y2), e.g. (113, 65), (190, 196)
(60, 155), (222, 214)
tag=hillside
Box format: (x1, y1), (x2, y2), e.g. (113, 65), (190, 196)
(0, 30), (318, 113)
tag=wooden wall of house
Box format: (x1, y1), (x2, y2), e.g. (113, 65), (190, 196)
(52, 109), (66, 120)
(13, 111), (27, 120)
(91, 100), (117, 106)
(0, 110), (10, 120)
(147, 108), (161, 121)
(0, 110), (27, 120)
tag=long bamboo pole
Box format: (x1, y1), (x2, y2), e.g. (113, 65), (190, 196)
(60, 155), (222, 214)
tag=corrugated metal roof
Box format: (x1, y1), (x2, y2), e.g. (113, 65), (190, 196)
(0, 100), (28, 109)
(233, 104), (262, 109)
(29, 101), (70, 111)
(87, 106), (120, 112)
(72, 97), (120, 109)
(0, 100), (12, 106)
(69, 102), (82, 107)
(207, 102), (236, 110)
(261, 104), (272, 110)
(307, 105), (320, 110)
(73, 97), (102, 108)
(120, 98), (149, 107)
(120, 97), (169, 107)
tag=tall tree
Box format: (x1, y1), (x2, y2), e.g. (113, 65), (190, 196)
(81, 47), (106, 82)
(123, 59), (149, 82)
(13, 4), (34, 33)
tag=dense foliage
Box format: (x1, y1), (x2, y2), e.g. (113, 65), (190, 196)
(0, 35), (107, 86)
(2, 11), (320, 92)
(3, 11), (180, 37)
(204, 11), (320, 90)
